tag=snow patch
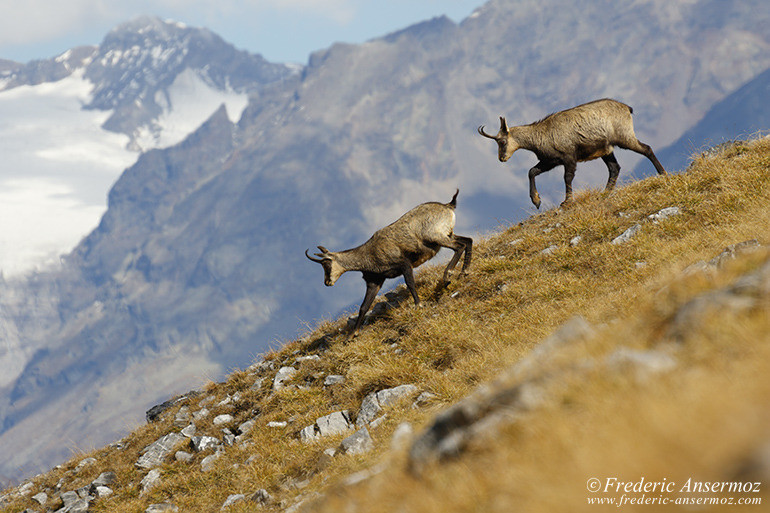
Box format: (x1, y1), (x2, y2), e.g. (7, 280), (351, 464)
(133, 69), (248, 151)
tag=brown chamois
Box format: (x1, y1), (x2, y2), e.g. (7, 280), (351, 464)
(478, 98), (667, 208)
(306, 189), (472, 337)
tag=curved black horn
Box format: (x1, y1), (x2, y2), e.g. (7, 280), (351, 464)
(477, 125), (497, 140)
(305, 248), (324, 263)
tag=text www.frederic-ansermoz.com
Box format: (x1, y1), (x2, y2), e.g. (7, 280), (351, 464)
(586, 477), (763, 507)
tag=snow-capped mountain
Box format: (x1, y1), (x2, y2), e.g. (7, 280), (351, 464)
(0, 16), (293, 277)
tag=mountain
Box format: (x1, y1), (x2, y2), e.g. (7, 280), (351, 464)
(1, 136), (768, 512)
(2, 0), (770, 485)
(636, 66), (770, 175)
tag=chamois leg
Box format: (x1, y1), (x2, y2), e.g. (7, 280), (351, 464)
(561, 160), (577, 207)
(622, 139), (667, 175)
(601, 152), (621, 191)
(351, 276), (385, 337)
(441, 235), (473, 285)
(528, 160), (558, 209)
(401, 262), (421, 306)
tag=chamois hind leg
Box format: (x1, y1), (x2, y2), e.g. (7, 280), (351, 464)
(351, 276), (385, 337)
(440, 235), (473, 285)
(621, 139), (667, 175)
(601, 152), (621, 191)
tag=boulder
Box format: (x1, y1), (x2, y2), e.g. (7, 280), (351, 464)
(338, 427), (373, 455)
(136, 433), (185, 469)
(357, 385), (419, 427)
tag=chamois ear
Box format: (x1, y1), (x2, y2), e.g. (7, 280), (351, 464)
(317, 246), (329, 254)
(499, 116), (509, 133)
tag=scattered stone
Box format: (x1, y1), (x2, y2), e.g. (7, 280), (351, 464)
(324, 375), (345, 386)
(74, 457), (97, 473)
(141, 469), (162, 494)
(181, 423), (197, 438)
(221, 494), (246, 509)
(238, 419), (257, 435)
(251, 377), (266, 390)
(540, 245), (558, 255)
(569, 235), (582, 247)
(146, 392), (199, 423)
(145, 503), (179, 513)
(413, 392), (438, 408)
(191, 435), (220, 453)
(316, 411), (353, 437)
(91, 471), (117, 488)
(509, 238), (524, 246)
(175, 451), (193, 463)
(267, 421), (287, 428)
(635, 261), (647, 269)
(250, 489), (272, 505)
(357, 384), (419, 427)
(338, 427), (373, 455)
(192, 408), (210, 421)
(173, 406), (191, 427)
(295, 355), (321, 364)
(136, 433), (185, 469)
(217, 396), (232, 407)
(611, 223), (641, 244)
(273, 366), (297, 390)
(201, 451), (223, 472)
(60, 491), (80, 508)
(94, 486), (113, 498)
(648, 206), (681, 223)
(213, 414), (234, 426)
(31, 492), (47, 505)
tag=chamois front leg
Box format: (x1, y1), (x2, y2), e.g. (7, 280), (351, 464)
(528, 160), (558, 209)
(351, 276), (385, 337)
(602, 152), (621, 191)
(561, 159), (577, 207)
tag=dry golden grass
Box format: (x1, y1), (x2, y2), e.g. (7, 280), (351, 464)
(3, 137), (770, 512)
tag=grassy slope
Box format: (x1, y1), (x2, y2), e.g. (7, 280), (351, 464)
(2, 137), (769, 512)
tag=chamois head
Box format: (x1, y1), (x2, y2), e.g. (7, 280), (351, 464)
(305, 246), (346, 286)
(478, 116), (518, 162)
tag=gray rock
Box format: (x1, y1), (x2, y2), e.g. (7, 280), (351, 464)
(648, 206), (681, 223)
(136, 432), (185, 469)
(357, 385), (419, 427)
(173, 406), (191, 427)
(316, 411), (353, 437)
(267, 421), (287, 428)
(213, 414), (234, 426)
(74, 457), (97, 473)
(412, 391), (438, 408)
(611, 223), (642, 244)
(18, 482), (35, 496)
(273, 366), (297, 390)
(94, 485), (113, 498)
(237, 419), (256, 435)
(221, 494), (246, 509)
(201, 451), (222, 472)
(141, 468), (162, 494)
(175, 450), (193, 463)
(91, 471), (117, 488)
(250, 489), (271, 505)
(338, 427), (373, 455)
(145, 503), (179, 513)
(192, 407), (210, 421)
(31, 491), (47, 505)
(299, 424), (319, 443)
(569, 235), (582, 246)
(539, 245), (558, 255)
(60, 491), (80, 508)
(323, 375), (345, 386)
(190, 435), (220, 453)
(181, 423), (196, 438)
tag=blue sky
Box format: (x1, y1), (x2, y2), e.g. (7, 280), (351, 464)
(0, 0), (483, 64)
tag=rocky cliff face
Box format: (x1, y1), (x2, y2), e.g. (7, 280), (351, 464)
(2, 0), (770, 484)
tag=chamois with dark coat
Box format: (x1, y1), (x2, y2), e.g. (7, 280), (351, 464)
(306, 190), (472, 337)
(478, 98), (667, 208)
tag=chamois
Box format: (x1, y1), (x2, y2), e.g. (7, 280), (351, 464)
(306, 190), (472, 337)
(478, 98), (667, 208)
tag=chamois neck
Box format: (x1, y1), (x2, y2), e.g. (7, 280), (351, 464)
(508, 124), (538, 151)
(336, 245), (372, 272)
